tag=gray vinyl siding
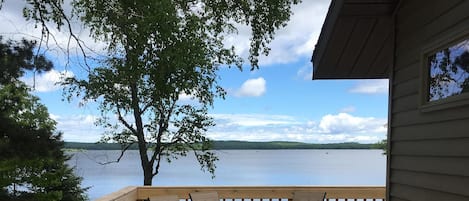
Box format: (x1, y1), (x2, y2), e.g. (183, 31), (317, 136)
(390, 0), (469, 200)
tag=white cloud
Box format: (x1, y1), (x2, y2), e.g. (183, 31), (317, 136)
(207, 112), (387, 143)
(54, 111), (387, 143)
(53, 114), (103, 142)
(1, 0), (330, 68)
(296, 65), (313, 80)
(349, 79), (389, 94)
(179, 92), (196, 102)
(258, 0), (330, 65)
(223, 0), (331, 66)
(0, 0), (106, 61)
(211, 113), (298, 127)
(21, 69), (74, 92)
(259, 0), (330, 66)
(339, 106), (356, 113)
(318, 113), (387, 134)
(234, 77), (266, 97)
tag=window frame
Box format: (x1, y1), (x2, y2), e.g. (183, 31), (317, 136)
(419, 29), (469, 112)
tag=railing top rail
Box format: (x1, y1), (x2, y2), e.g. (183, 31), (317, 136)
(95, 186), (138, 201)
(136, 186), (386, 199)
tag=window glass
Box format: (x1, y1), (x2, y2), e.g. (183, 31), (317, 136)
(428, 39), (469, 101)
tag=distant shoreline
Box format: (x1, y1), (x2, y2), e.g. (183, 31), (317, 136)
(64, 141), (380, 150)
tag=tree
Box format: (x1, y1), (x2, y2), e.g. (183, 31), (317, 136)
(0, 36), (53, 85)
(372, 139), (387, 155)
(1, 0), (90, 67)
(0, 38), (88, 201)
(62, 0), (300, 185)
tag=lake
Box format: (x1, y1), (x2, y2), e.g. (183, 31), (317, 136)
(67, 149), (386, 200)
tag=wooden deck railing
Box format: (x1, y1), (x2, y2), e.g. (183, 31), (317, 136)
(95, 186), (386, 201)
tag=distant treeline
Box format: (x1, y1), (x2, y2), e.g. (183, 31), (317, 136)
(64, 141), (378, 150)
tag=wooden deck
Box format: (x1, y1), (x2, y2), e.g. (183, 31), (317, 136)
(95, 186), (386, 201)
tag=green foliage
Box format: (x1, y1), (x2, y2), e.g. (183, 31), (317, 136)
(0, 83), (88, 201)
(61, 0), (300, 185)
(0, 39), (87, 201)
(0, 0), (69, 38)
(372, 139), (387, 155)
(0, 37), (52, 85)
(72, 0), (300, 69)
(21, 0), (66, 30)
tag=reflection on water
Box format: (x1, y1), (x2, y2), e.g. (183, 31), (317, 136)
(67, 149), (386, 200)
(428, 38), (469, 101)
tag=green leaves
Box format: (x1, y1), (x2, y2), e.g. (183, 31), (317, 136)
(0, 37), (53, 85)
(0, 38), (87, 201)
(62, 0), (300, 185)
(22, 0), (66, 30)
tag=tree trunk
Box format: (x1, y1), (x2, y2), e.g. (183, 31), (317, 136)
(129, 79), (153, 186)
(143, 165), (153, 186)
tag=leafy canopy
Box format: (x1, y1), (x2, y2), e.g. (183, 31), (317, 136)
(62, 0), (300, 185)
(0, 37), (87, 201)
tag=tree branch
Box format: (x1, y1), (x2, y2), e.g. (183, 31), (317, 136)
(96, 142), (134, 165)
(117, 107), (137, 134)
(151, 151), (163, 177)
(49, 0), (91, 71)
(141, 102), (152, 114)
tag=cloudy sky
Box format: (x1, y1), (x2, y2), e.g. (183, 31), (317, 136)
(1, 0), (389, 143)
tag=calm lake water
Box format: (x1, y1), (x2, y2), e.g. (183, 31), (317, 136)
(67, 149), (386, 200)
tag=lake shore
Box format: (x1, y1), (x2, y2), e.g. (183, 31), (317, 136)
(65, 141), (381, 150)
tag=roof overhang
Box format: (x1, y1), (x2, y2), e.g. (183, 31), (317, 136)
(312, 0), (398, 79)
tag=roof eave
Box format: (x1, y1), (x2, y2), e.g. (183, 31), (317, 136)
(312, 0), (398, 80)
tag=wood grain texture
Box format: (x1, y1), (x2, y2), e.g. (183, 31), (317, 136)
(135, 186), (385, 200)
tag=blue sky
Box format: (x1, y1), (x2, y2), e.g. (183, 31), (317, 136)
(1, 0), (389, 143)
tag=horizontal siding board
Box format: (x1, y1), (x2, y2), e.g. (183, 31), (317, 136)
(391, 1), (469, 200)
(391, 106), (469, 127)
(392, 63), (419, 85)
(391, 78), (418, 100)
(391, 155), (469, 176)
(390, 169), (469, 197)
(396, 0), (462, 34)
(395, 2), (469, 71)
(390, 183), (469, 201)
(392, 118), (469, 141)
(421, 1), (469, 42)
(391, 138), (469, 157)
(392, 94), (418, 114)
(396, 0), (464, 44)
(394, 16), (469, 71)
(394, 42), (421, 71)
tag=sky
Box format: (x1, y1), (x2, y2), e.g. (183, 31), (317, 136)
(0, 0), (389, 143)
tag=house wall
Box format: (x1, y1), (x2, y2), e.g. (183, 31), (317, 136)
(390, 0), (469, 200)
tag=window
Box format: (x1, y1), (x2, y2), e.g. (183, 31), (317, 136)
(420, 30), (469, 112)
(427, 38), (469, 102)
